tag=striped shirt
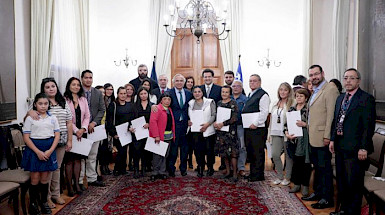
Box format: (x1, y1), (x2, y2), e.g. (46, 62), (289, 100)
(49, 103), (72, 144)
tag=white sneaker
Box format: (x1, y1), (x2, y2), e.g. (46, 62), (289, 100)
(272, 179), (282, 185)
(281, 179), (290, 186)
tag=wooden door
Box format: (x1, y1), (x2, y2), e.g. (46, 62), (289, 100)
(171, 29), (224, 86)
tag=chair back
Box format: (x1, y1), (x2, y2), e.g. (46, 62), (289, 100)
(368, 129), (385, 177)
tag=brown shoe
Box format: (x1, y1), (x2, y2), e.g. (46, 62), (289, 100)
(47, 199), (56, 209)
(52, 197), (65, 205)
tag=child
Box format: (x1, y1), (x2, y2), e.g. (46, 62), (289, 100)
(21, 93), (60, 215)
(149, 92), (175, 181)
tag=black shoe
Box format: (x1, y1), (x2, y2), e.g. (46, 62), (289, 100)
(219, 165), (226, 170)
(159, 174), (168, 180)
(247, 175), (265, 182)
(128, 164), (134, 171)
(330, 211), (345, 215)
(120, 170), (128, 175)
(181, 171), (187, 176)
(301, 193), (320, 201)
(113, 170), (120, 176)
(222, 174), (232, 179)
(101, 165), (112, 175)
(169, 171), (175, 177)
(29, 202), (41, 215)
(88, 180), (105, 187)
(150, 175), (157, 181)
(311, 199), (334, 209)
(206, 168), (214, 176)
(40, 202), (52, 214)
(79, 184), (87, 191)
(189, 164), (193, 169)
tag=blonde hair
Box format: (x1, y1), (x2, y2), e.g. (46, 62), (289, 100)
(277, 82), (294, 108)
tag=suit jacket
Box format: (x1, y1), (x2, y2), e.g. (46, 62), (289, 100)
(66, 97), (90, 133)
(169, 88), (192, 136)
(129, 77), (159, 91)
(308, 82), (339, 147)
(152, 88), (169, 100)
(200, 84), (222, 103)
(330, 88), (376, 155)
(89, 87), (106, 125)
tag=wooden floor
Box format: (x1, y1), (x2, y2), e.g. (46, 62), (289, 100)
(0, 152), (360, 215)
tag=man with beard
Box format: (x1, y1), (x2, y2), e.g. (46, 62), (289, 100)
(302, 65), (339, 210)
(129, 64), (159, 91)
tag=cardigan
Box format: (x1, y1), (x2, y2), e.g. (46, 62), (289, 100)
(66, 96), (90, 133)
(149, 104), (176, 141)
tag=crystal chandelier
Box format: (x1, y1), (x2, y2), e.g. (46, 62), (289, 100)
(163, 0), (230, 43)
(258, 49), (281, 69)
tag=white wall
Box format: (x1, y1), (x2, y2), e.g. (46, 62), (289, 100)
(11, 0), (31, 124)
(89, 0), (152, 89)
(240, 0), (305, 98)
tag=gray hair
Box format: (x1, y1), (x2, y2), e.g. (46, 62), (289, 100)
(172, 74), (186, 84)
(158, 74), (168, 80)
(250, 74), (261, 81)
(231, 80), (243, 87)
(345, 68), (361, 79)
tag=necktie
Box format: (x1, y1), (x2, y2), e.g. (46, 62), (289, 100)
(206, 86), (211, 97)
(336, 93), (351, 135)
(247, 92), (251, 99)
(179, 91), (184, 120)
(161, 89), (164, 94)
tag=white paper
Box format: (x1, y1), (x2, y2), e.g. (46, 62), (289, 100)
(216, 107), (231, 132)
(286, 111), (303, 137)
(70, 136), (94, 156)
(87, 125), (107, 142)
(131, 116), (149, 140)
(144, 137), (169, 157)
(271, 110), (284, 131)
(190, 110), (204, 132)
(116, 122), (132, 146)
(241, 113), (260, 128)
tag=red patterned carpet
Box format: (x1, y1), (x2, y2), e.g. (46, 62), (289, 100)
(56, 171), (311, 215)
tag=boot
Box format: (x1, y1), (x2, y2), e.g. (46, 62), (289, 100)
(301, 186), (309, 197)
(39, 183), (52, 214)
(29, 184), (41, 215)
(289, 185), (301, 193)
(197, 166), (203, 178)
(133, 168), (140, 179)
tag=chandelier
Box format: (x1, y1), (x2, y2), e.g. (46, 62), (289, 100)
(258, 49), (281, 69)
(114, 48), (137, 68)
(163, 0), (230, 43)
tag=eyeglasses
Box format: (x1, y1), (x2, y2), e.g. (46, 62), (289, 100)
(309, 72), (321, 77)
(343, 76), (359, 81)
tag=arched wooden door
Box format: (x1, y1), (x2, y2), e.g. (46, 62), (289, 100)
(171, 29), (224, 86)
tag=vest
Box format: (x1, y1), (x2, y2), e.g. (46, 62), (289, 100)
(242, 88), (267, 113)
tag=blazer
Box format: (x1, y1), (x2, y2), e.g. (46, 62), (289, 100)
(308, 82), (339, 147)
(169, 88), (192, 135)
(149, 104), (176, 141)
(66, 97), (91, 133)
(200, 84), (222, 104)
(330, 88), (376, 155)
(152, 88), (170, 100)
(88, 87), (106, 125)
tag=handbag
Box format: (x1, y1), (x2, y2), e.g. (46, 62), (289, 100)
(107, 102), (116, 152)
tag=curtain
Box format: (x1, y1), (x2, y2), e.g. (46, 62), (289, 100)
(150, 0), (175, 80)
(302, 0), (313, 76)
(217, 0), (241, 74)
(30, 0), (55, 96)
(50, 0), (89, 92)
(332, 0), (350, 80)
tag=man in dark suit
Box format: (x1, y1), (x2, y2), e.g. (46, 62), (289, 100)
(329, 68), (376, 215)
(200, 69), (222, 103)
(168, 74), (192, 177)
(80, 70), (106, 187)
(129, 64), (159, 91)
(152, 74), (170, 100)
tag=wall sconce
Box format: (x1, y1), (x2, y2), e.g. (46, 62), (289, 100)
(258, 49), (281, 69)
(114, 48), (137, 68)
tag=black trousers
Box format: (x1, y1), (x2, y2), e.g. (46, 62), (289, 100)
(167, 122), (189, 173)
(191, 133), (215, 170)
(132, 139), (146, 170)
(113, 139), (128, 172)
(335, 151), (367, 214)
(291, 155), (312, 186)
(245, 127), (266, 179)
(186, 132), (194, 166)
(98, 138), (111, 166)
(310, 146), (334, 202)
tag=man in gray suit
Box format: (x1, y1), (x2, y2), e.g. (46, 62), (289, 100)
(79, 70), (106, 188)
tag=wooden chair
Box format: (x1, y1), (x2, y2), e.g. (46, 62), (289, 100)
(0, 182), (20, 215)
(363, 129), (385, 215)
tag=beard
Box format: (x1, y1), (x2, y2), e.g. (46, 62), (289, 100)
(139, 73), (147, 79)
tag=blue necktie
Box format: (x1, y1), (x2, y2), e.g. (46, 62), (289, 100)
(179, 91), (184, 120)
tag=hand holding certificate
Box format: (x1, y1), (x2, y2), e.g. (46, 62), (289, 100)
(87, 125), (107, 142)
(144, 137), (169, 157)
(241, 113), (260, 128)
(286, 111), (303, 137)
(190, 110), (204, 132)
(131, 116), (149, 140)
(116, 122), (132, 146)
(216, 107), (231, 132)
(70, 136), (93, 156)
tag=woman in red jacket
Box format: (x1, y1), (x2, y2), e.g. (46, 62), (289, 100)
(149, 92), (175, 181)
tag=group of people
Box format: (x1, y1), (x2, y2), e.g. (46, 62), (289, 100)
(21, 63), (375, 215)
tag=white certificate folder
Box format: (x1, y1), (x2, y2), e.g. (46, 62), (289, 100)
(144, 137), (169, 157)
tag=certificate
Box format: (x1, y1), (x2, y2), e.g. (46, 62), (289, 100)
(116, 122), (132, 146)
(87, 125), (107, 142)
(131, 116), (149, 140)
(241, 113), (260, 128)
(216, 107), (231, 132)
(286, 111), (303, 137)
(190, 110), (204, 132)
(70, 136), (93, 156)
(144, 137), (169, 157)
